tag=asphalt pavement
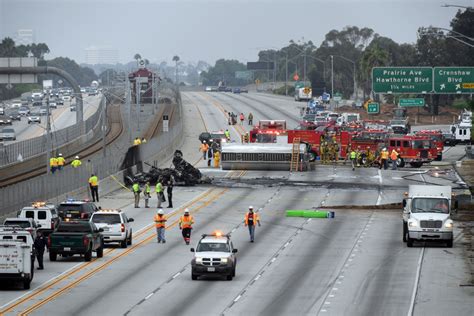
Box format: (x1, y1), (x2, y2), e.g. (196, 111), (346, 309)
(0, 91), (472, 316)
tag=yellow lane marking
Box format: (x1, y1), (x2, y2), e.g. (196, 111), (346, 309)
(18, 188), (229, 315)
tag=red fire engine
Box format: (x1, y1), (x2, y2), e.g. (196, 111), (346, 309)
(414, 130), (444, 161)
(249, 120), (287, 143)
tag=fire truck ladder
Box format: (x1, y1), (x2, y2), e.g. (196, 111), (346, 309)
(290, 138), (301, 172)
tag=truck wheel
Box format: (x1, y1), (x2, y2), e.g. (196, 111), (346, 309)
(446, 238), (453, 248)
(121, 238), (128, 248)
(191, 270), (198, 280)
(407, 237), (414, 247)
(127, 231), (133, 245)
(49, 251), (57, 261)
(403, 223), (407, 242)
(232, 267), (236, 277)
(96, 244), (104, 258)
(84, 249), (92, 261)
(436, 154), (442, 161)
(397, 158), (405, 168)
(226, 274), (233, 281)
(23, 279), (31, 290)
(410, 162), (423, 168)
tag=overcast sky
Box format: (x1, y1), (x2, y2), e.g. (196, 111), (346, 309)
(0, 0), (471, 65)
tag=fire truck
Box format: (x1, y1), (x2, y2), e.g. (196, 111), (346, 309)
(249, 120), (287, 143)
(414, 130), (444, 161)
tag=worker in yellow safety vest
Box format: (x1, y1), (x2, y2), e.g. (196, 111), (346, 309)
(133, 137), (141, 146)
(56, 153), (65, 171)
(88, 174), (99, 202)
(71, 156), (82, 168)
(50, 156), (58, 174)
(380, 148), (389, 170)
(214, 150), (220, 168)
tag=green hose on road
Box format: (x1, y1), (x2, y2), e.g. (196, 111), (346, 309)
(286, 210), (335, 218)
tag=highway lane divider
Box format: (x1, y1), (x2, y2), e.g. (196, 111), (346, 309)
(16, 187), (231, 316)
(0, 171), (242, 315)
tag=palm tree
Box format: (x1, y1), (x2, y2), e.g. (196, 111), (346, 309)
(134, 53), (141, 67)
(0, 37), (17, 57)
(359, 44), (389, 98)
(172, 55), (180, 84)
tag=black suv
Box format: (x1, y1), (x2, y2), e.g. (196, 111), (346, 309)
(57, 199), (99, 220)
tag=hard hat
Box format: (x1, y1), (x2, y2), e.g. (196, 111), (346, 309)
(158, 209), (164, 215)
(203, 140), (206, 143)
(75, 156), (79, 159)
(184, 208), (190, 214)
(383, 147), (387, 151)
(249, 206), (254, 210)
(58, 153), (62, 156)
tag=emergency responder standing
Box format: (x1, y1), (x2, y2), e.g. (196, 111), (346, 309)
(244, 206), (261, 242)
(166, 179), (173, 208)
(71, 156), (82, 168)
(132, 181), (141, 208)
(333, 142), (340, 163)
(200, 141), (209, 160)
(320, 142), (327, 164)
(356, 147), (362, 167)
(50, 156), (58, 174)
(57, 153), (65, 171)
(144, 181), (151, 208)
(154, 209), (167, 243)
(248, 112), (253, 125)
(344, 145), (352, 165)
(391, 149), (399, 170)
(141, 137), (147, 144)
(350, 148), (357, 171)
(239, 112), (245, 125)
(88, 174), (99, 202)
(179, 209), (194, 245)
(156, 178), (164, 208)
(34, 231), (47, 270)
(380, 148), (389, 170)
(214, 150), (220, 168)
(224, 129), (230, 141)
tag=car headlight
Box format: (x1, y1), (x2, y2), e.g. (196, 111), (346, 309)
(196, 257), (203, 264)
(444, 221), (453, 229)
(221, 258), (228, 264)
(408, 221), (418, 227)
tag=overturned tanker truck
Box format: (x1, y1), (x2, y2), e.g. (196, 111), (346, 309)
(126, 150), (210, 186)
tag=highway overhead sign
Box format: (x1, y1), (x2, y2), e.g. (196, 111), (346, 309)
(367, 102), (380, 114)
(433, 67), (474, 94)
(372, 67), (432, 94)
(399, 98), (425, 107)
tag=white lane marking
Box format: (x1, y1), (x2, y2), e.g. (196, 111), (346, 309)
(271, 257), (276, 263)
(321, 309), (327, 312)
(254, 275), (261, 281)
(407, 248), (425, 316)
(378, 169), (382, 184)
(329, 294), (335, 298)
(324, 301), (331, 305)
(332, 288), (338, 291)
(234, 295), (242, 302)
(172, 272), (181, 279)
(145, 293), (154, 300)
(376, 192), (383, 206)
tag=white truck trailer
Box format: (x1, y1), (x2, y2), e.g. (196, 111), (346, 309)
(402, 185), (456, 247)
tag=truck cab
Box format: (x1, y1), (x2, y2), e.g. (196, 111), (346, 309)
(402, 185), (456, 247)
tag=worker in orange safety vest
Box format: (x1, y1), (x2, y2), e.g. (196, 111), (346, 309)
(179, 209), (194, 245)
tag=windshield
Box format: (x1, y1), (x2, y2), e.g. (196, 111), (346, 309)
(197, 242), (230, 252)
(92, 214), (121, 224)
(412, 198), (449, 214)
(256, 134), (277, 143)
(57, 223), (92, 232)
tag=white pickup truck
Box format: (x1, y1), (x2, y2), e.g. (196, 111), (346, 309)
(0, 226), (35, 289)
(402, 185), (456, 248)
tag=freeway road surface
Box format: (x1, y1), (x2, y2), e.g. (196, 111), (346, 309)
(0, 92), (472, 316)
(1, 94), (101, 144)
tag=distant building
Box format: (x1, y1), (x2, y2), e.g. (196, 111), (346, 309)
(15, 29), (35, 46)
(84, 46), (119, 65)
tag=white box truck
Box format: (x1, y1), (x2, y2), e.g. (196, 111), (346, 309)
(295, 87), (312, 102)
(0, 226), (35, 289)
(402, 185), (456, 247)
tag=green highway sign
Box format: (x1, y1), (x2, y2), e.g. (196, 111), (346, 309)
(433, 67), (474, 94)
(235, 70), (253, 80)
(399, 98), (425, 107)
(372, 67), (433, 94)
(367, 102), (380, 114)
(295, 81), (305, 89)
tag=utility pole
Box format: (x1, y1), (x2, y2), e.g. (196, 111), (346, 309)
(285, 51), (288, 96)
(353, 62), (357, 100)
(45, 94), (52, 174)
(101, 95), (107, 157)
(303, 46), (307, 87)
(331, 55), (334, 99)
(126, 78), (132, 143)
(151, 72), (155, 115)
(136, 79), (140, 133)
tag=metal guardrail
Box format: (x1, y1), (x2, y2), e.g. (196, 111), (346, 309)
(0, 100), (103, 167)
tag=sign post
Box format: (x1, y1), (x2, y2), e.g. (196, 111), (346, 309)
(433, 67), (474, 94)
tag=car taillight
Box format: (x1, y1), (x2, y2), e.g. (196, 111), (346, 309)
(48, 236), (52, 248)
(81, 213), (88, 219)
(83, 236), (89, 247)
(121, 224), (125, 232)
(51, 220), (55, 230)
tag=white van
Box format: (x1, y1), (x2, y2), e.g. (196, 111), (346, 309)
(0, 226), (35, 289)
(18, 202), (60, 234)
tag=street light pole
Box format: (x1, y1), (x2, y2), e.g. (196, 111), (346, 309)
(331, 55), (334, 99)
(303, 46), (307, 87)
(285, 51), (288, 96)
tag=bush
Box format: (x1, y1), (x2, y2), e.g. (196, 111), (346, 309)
(273, 85), (295, 96)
